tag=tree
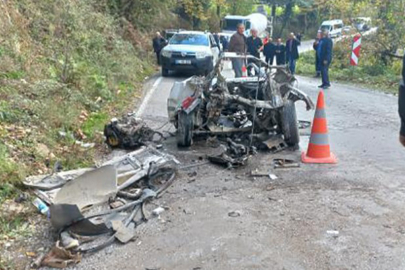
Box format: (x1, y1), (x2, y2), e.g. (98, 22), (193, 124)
(226, 0), (254, 15)
(178, 0), (211, 29)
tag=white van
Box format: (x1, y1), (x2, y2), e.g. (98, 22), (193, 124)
(319, 20), (344, 38)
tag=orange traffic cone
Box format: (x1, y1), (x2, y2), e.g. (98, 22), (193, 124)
(301, 90), (337, 164)
(242, 65), (247, 77)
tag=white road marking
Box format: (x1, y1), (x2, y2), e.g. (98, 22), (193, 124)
(136, 76), (163, 117)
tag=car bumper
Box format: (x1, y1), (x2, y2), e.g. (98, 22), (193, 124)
(161, 56), (213, 71)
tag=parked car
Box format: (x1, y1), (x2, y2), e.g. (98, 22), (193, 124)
(319, 19), (344, 38)
(160, 31), (220, 77)
(167, 53), (314, 148)
(354, 17), (371, 32)
(163, 29), (186, 41)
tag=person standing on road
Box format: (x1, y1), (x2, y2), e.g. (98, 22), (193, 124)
(152, 32), (166, 65)
(275, 38), (286, 65)
(246, 29), (263, 75)
(285, 33), (301, 74)
(296, 32), (303, 42)
(263, 38), (276, 65)
(399, 54), (405, 146)
(213, 33), (221, 50)
(228, 23), (247, 77)
(313, 31), (322, 77)
(318, 30), (333, 89)
(220, 35), (228, 52)
(246, 29), (263, 58)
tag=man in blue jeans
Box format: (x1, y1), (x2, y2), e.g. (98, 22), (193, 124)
(228, 24), (247, 77)
(285, 33), (301, 74)
(318, 30), (333, 89)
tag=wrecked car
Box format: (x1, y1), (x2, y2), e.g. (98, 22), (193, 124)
(167, 52), (314, 149)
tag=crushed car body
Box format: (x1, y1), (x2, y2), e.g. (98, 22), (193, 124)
(167, 52), (314, 149)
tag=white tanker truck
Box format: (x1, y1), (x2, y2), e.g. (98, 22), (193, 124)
(220, 13), (270, 39)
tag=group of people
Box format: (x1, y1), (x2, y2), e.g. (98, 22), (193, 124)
(228, 23), (303, 77)
(228, 23), (333, 89)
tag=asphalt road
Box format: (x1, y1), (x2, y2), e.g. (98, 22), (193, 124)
(63, 64), (405, 270)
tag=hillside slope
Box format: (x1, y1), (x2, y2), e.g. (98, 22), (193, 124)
(0, 0), (177, 188)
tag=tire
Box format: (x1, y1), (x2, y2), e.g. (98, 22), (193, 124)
(162, 67), (169, 77)
(177, 111), (193, 147)
(281, 100), (299, 148)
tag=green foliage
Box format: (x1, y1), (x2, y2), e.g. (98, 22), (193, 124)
(226, 0), (254, 16)
(0, 183), (17, 203)
(106, 0), (177, 29)
(82, 112), (109, 137)
(0, 143), (23, 185)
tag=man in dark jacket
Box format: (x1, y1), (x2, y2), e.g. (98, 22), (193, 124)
(296, 33), (303, 42)
(313, 31), (322, 77)
(246, 29), (263, 75)
(263, 38), (276, 65)
(318, 30), (333, 89)
(275, 38), (286, 65)
(399, 54), (405, 146)
(228, 23), (247, 77)
(285, 33), (301, 74)
(246, 29), (263, 58)
(220, 35), (228, 51)
(152, 32), (166, 65)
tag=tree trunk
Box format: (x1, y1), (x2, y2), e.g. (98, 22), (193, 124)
(278, 2), (293, 37)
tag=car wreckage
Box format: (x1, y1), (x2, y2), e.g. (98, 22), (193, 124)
(167, 52), (314, 150)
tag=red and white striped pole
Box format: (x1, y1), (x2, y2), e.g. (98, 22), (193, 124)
(350, 34), (362, 66)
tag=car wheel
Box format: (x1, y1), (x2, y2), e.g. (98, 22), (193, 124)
(281, 100), (299, 149)
(162, 67), (169, 77)
(177, 111), (193, 147)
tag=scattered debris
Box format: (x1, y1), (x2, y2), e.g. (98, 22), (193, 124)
(23, 146), (179, 268)
(256, 134), (288, 152)
(251, 168), (278, 180)
(104, 114), (163, 150)
(26, 251), (36, 257)
(41, 242), (82, 269)
(274, 158), (300, 169)
(152, 207), (165, 216)
(53, 165), (117, 210)
(251, 169), (270, 177)
(75, 141), (95, 149)
(33, 198), (50, 216)
(228, 211), (241, 217)
(15, 192), (30, 203)
(208, 138), (252, 168)
(326, 230), (340, 238)
(269, 174), (278, 180)
(60, 232), (79, 250)
(32, 253), (46, 268)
